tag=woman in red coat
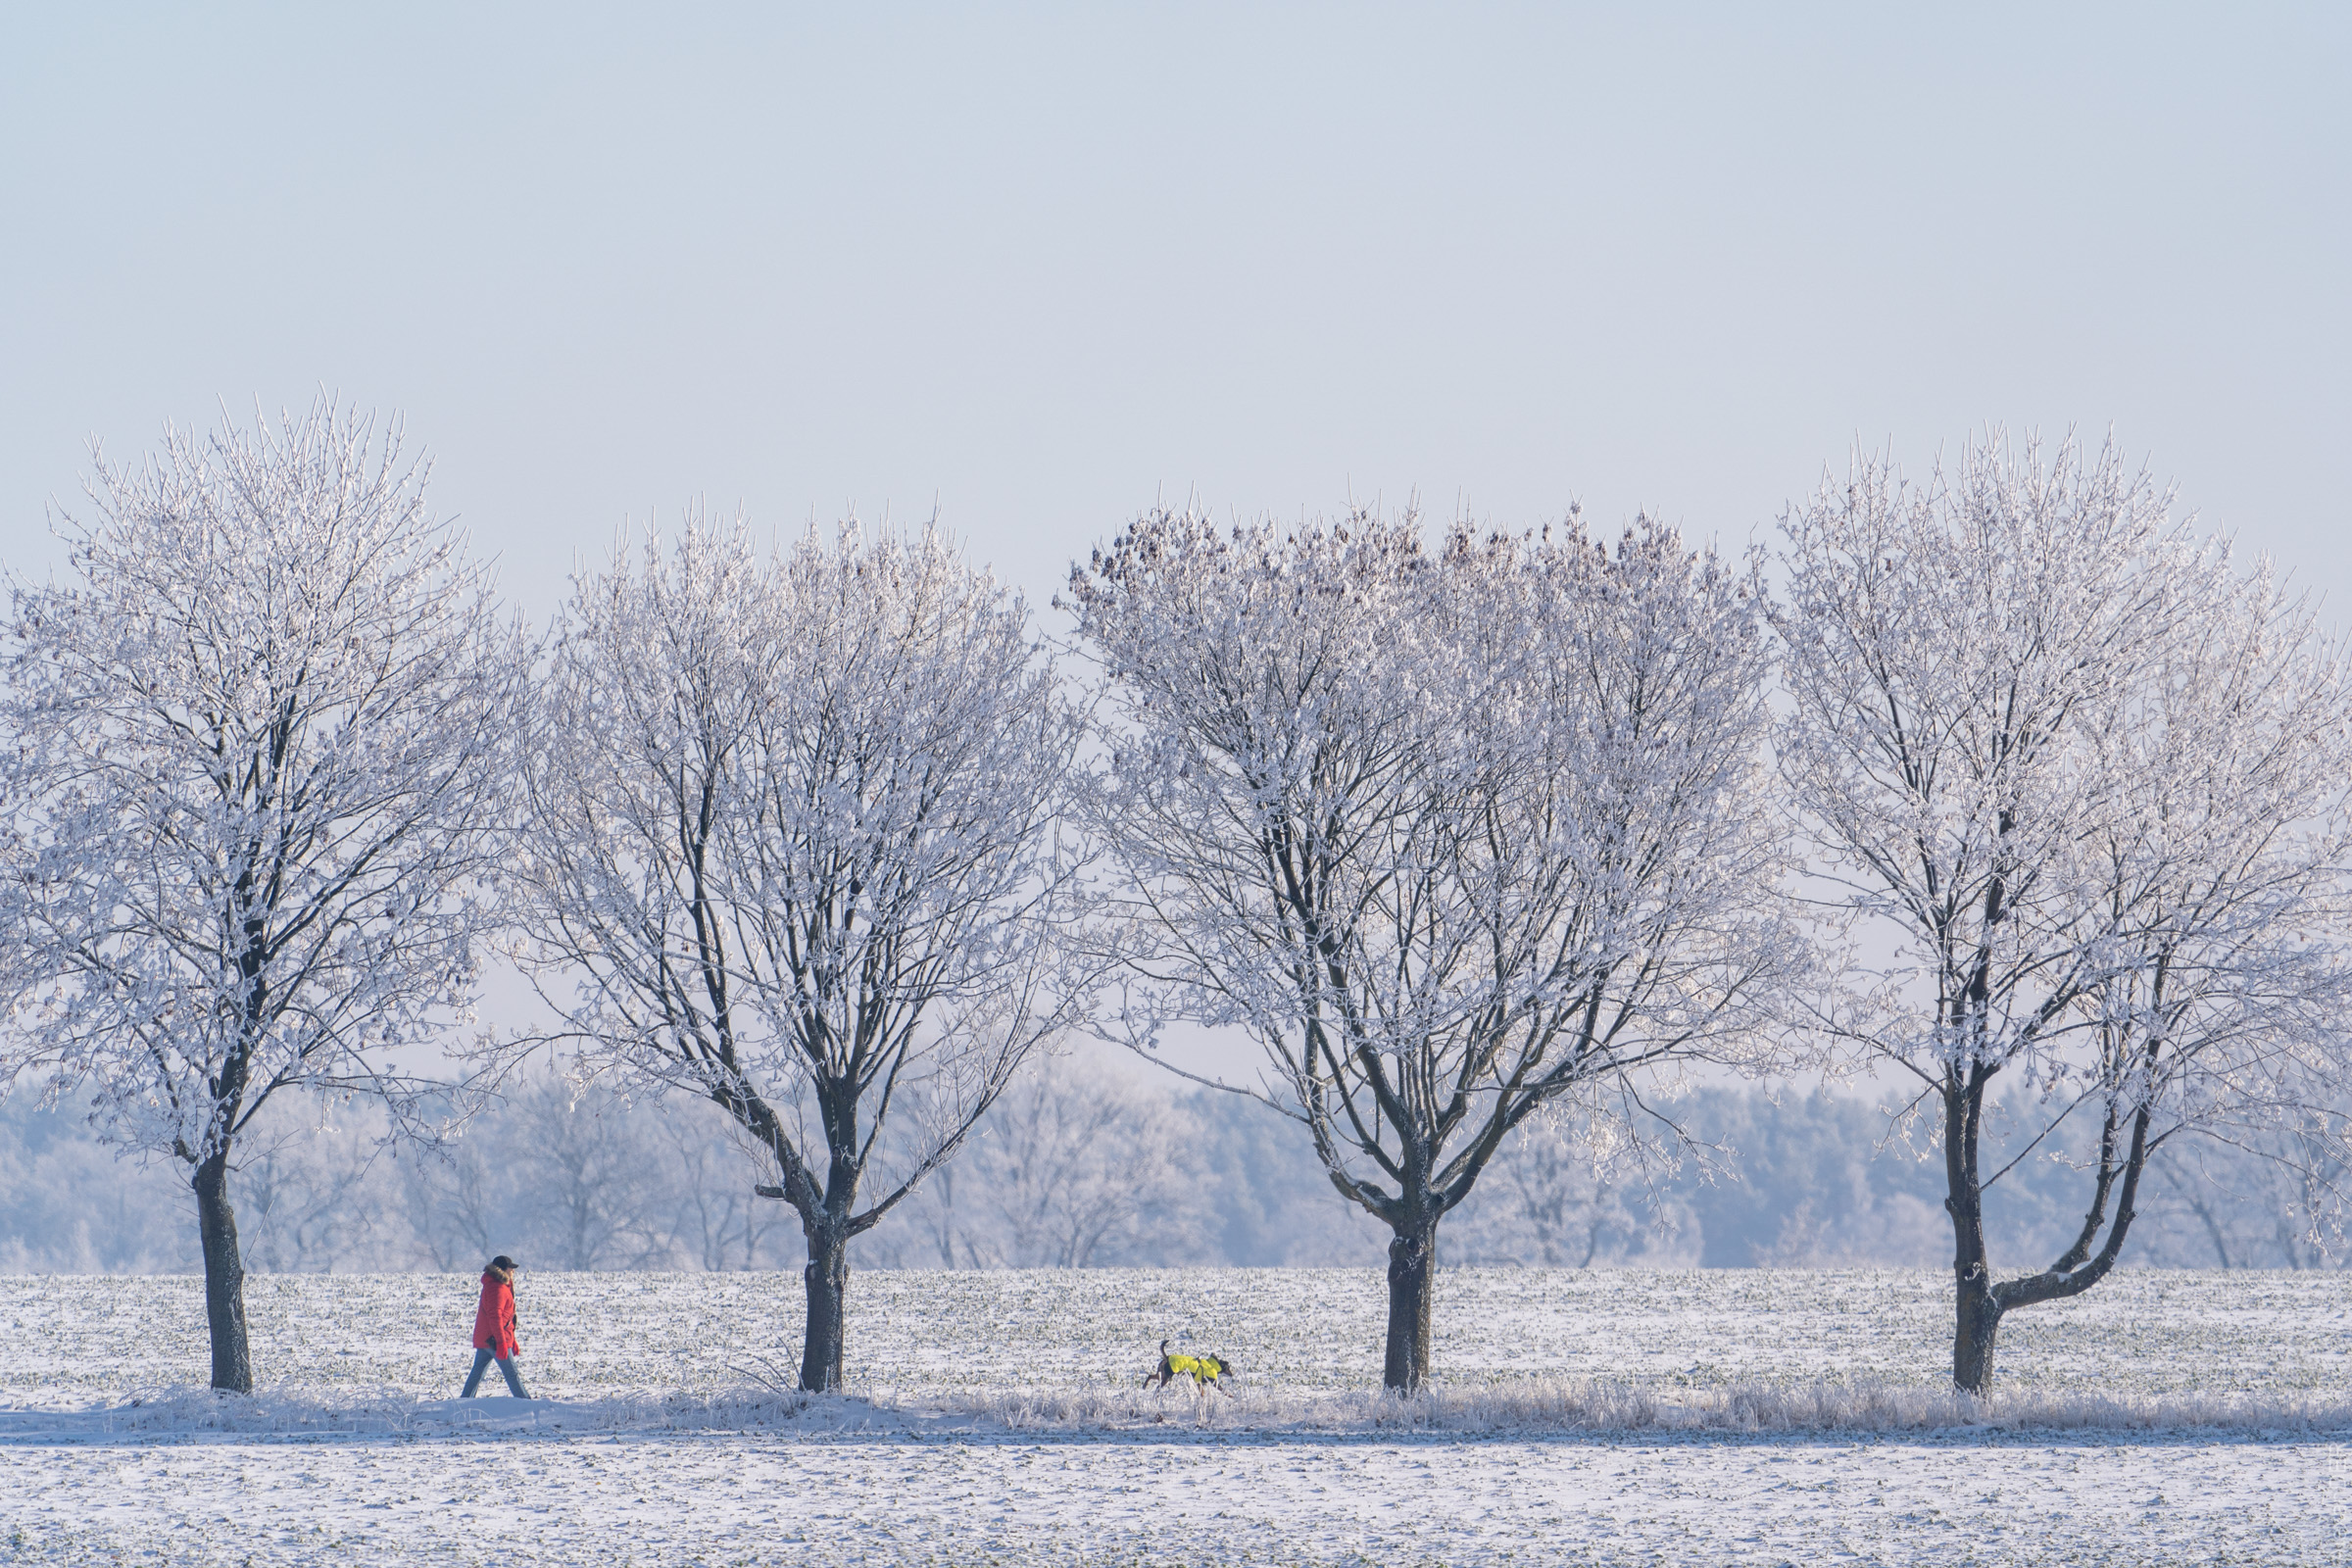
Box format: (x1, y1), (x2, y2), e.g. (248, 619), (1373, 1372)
(460, 1255), (531, 1398)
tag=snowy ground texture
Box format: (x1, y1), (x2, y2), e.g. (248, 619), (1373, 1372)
(2, 1267), (2347, 1564)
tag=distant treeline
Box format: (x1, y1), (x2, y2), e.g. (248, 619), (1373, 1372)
(1, 1058), (2332, 1276)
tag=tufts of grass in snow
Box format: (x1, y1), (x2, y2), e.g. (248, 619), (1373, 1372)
(951, 1377), (2352, 1436)
(8, 1375), (2345, 1443)
(10, 1266), (2351, 1411)
(0, 1384), (862, 1443)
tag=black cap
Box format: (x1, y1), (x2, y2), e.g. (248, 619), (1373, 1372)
(490, 1254), (517, 1271)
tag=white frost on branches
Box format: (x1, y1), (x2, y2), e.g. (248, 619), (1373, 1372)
(1779, 433), (2352, 1150)
(508, 516), (1089, 1272)
(0, 400), (523, 1167)
(1775, 431), (2352, 1356)
(1069, 508), (1793, 1283)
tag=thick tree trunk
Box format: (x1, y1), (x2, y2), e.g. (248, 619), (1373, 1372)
(191, 1153), (253, 1394)
(742, 1083), (867, 1395)
(1941, 1072), (2001, 1395)
(799, 1225), (850, 1393)
(1383, 1218), (1437, 1394)
(1953, 1268), (2003, 1396)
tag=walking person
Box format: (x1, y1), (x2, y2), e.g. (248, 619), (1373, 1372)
(460, 1254), (531, 1398)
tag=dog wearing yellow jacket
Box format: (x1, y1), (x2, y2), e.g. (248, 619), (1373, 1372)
(1144, 1339), (1235, 1396)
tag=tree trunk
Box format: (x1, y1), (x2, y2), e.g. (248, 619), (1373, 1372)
(1941, 1072), (2000, 1395)
(191, 1152), (253, 1394)
(1383, 1218), (1437, 1394)
(1953, 1267), (2003, 1396)
(799, 1225), (850, 1393)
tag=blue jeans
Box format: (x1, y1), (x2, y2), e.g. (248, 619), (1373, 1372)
(461, 1348), (529, 1398)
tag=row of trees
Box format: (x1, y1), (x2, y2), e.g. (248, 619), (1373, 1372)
(10, 1063), (2332, 1276)
(0, 1059), (1321, 1276)
(0, 1070), (795, 1276)
(1, 401), (2346, 1396)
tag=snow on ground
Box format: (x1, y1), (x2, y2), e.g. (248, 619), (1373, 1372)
(5, 1430), (2341, 1565)
(7, 1266), (2348, 1407)
(1, 1268), (2346, 1564)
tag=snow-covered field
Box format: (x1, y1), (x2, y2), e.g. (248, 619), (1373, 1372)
(2, 1267), (2346, 1564)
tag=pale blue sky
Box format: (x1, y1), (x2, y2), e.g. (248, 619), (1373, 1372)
(5, 4), (2347, 623)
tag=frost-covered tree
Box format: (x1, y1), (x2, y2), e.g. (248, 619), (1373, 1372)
(1444, 1113), (1700, 1268)
(1775, 432), (2352, 1392)
(508, 516), (1087, 1390)
(877, 1054), (1212, 1268)
(2140, 1113), (2351, 1269)
(235, 1098), (408, 1274)
(1069, 508), (1791, 1391)
(0, 401), (522, 1390)
(391, 1066), (791, 1274)
(956, 1056), (1208, 1267)
(504, 1070), (678, 1271)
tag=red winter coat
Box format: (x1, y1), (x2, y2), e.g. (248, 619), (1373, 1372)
(471, 1268), (517, 1357)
